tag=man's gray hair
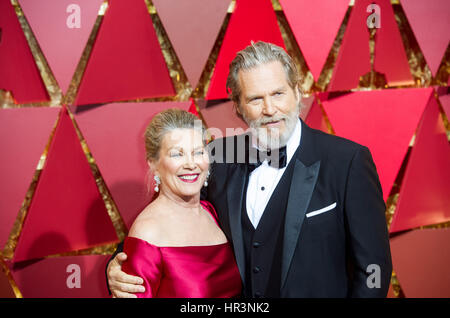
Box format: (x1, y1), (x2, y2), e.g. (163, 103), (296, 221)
(225, 41), (300, 106)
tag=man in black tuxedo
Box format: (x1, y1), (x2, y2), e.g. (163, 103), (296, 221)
(106, 41), (392, 298)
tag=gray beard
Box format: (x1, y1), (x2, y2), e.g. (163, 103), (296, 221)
(244, 104), (300, 151)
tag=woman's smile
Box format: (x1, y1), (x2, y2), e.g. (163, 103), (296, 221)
(178, 173), (200, 183)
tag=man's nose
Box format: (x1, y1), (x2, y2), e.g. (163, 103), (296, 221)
(262, 97), (276, 116)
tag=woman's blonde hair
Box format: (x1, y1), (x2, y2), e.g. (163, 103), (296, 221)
(144, 108), (206, 162)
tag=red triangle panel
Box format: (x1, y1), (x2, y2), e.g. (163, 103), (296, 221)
(439, 94), (450, 119)
(305, 97), (328, 133)
(279, 0), (349, 81)
(390, 228), (450, 297)
(206, 0), (285, 100)
(321, 88), (432, 201)
(187, 98), (200, 117)
(19, 0), (104, 93)
(299, 95), (315, 121)
(153, 0), (230, 88)
(13, 107), (118, 262)
(0, 261), (16, 298)
(8, 255), (110, 297)
(328, 0), (413, 91)
(200, 100), (248, 137)
(75, 0), (175, 105)
(0, 107), (60, 250)
(401, 0), (450, 76)
(0, 0), (49, 103)
(390, 95), (450, 232)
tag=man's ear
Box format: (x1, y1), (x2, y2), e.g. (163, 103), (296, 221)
(234, 102), (240, 114)
(294, 84), (301, 103)
(234, 102), (244, 120)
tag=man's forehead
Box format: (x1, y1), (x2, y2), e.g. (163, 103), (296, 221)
(238, 60), (284, 76)
(238, 62), (289, 92)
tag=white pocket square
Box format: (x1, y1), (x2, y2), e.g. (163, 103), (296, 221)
(306, 202), (337, 218)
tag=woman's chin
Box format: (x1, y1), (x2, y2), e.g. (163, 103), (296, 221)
(176, 186), (203, 198)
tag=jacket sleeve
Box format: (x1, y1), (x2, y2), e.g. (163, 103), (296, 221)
(344, 146), (392, 297)
(105, 240), (124, 295)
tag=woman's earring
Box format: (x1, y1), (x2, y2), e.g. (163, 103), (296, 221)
(154, 175), (161, 192)
(203, 171), (210, 187)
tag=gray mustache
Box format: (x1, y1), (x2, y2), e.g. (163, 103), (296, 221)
(254, 116), (287, 126)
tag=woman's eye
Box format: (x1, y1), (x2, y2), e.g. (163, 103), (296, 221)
(170, 152), (182, 157)
(194, 150), (204, 156)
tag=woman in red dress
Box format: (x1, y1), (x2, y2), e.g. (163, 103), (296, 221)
(121, 109), (241, 298)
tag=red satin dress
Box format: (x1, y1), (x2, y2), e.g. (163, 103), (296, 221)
(122, 201), (242, 298)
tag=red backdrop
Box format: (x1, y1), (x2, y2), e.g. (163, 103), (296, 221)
(0, 0), (449, 298)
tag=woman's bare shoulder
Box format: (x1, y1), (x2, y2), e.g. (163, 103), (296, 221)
(128, 204), (165, 245)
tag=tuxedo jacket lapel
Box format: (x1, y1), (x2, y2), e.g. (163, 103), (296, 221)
(281, 158), (320, 289)
(281, 121), (321, 290)
(226, 163), (248, 286)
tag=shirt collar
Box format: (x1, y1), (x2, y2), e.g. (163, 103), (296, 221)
(285, 118), (302, 164)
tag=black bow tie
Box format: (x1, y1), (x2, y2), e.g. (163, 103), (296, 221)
(247, 145), (287, 172)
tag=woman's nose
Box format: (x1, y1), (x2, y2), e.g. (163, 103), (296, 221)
(184, 153), (196, 168)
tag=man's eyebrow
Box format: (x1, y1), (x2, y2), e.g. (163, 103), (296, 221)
(245, 87), (287, 101)
(271, 86), (287, 94)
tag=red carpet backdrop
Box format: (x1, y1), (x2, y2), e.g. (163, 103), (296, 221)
(0, 0), (449, 298)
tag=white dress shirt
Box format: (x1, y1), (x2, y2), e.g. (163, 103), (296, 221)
(246, 119), (302, 228)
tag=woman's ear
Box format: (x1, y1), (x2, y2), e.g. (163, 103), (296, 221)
(148, 160), (158, 176)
